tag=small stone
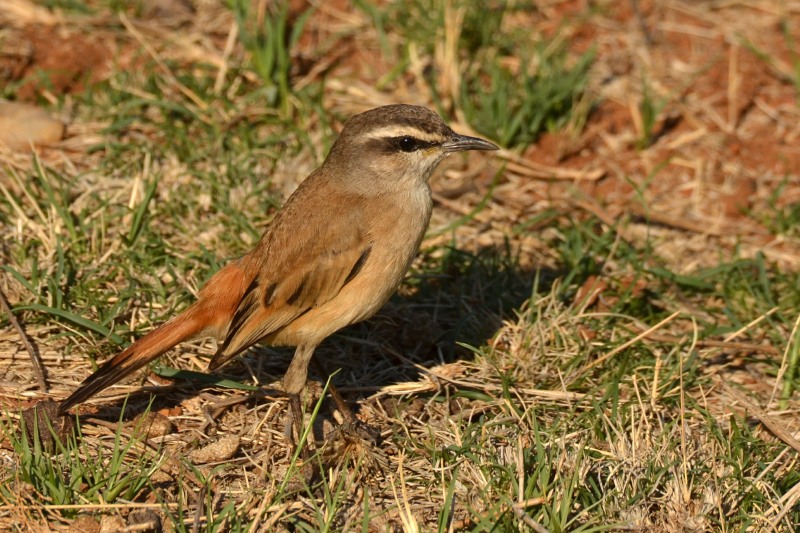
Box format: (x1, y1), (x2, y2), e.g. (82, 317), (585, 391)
(132, 412), (174, 439)
(189, 435), (240, 464)
(140, 0), (194, 26)
(67, 515), (100, 533)
(21, 400), (74, 451)
(150, 470), (172, 484)
(127, 509), (162, 533)
(0, 101), (65, 150)
(99, 515), (126, 533)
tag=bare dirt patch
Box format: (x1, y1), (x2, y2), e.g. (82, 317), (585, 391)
(3, 27), (113, 100)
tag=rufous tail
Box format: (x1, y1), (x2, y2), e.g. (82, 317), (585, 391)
(57, 310), (206, 415)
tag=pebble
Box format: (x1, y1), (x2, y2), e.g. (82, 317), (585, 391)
(189, 435), (240, 464)
(127, 509), (162, 533)
(99, 515), (126, 533)
(132, 412), (175, 439)
(67, 515), (100, 533)
(0, 101), (64, 150)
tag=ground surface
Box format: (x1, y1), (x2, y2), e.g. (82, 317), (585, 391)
(2, 0), (800, 531)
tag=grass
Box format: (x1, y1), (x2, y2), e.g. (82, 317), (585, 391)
(458, 44), (595, 149)
(635, 76), (667, 150)
(376, 0), (595, 148)
(2, 403), (161, 514)
(229, 0), (317, 117)
(2, 0), (800, 531)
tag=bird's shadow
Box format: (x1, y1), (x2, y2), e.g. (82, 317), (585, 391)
(77, 243), (557, 426)
(311, 243), (553, 393)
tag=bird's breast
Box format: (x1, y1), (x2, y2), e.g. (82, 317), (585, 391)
(337, 182), (433, 317)
(370, 183), (433, 272)
(267, 183), (433, 346)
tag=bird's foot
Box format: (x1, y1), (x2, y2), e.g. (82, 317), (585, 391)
(338, 417), (381, 447)
(320, 415), (387, 474)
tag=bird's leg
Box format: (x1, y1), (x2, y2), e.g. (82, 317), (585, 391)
(311, 358), (380, 445)
(283, 344), (316, 451)
(287, 393), (305, 450)
(311, 359), (356, 423)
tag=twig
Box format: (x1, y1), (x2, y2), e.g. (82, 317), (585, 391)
(257, 502), (294, 532)
(380, 346), (584, 401)
(717, 377), (800, 455)
(214, 21), (238, 95)
(512, 498), (550, 532)
(626, 202), (728, 236)
(497, 149), (605, 181)
(641, 332), (779, 355)
(768, 477), (800, 529)
(118, 12), (208, 113)
(449, 497), (547, 530)
(572, 197), (635, 244)
(0, 503), (177, 510)
(192, 485), (206, 533)
(582, 311), (681, 373)
(0, 281), (48, 392)
(630, 0), (654, 45)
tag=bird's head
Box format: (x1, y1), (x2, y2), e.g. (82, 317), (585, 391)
(326, 104), (498, 190)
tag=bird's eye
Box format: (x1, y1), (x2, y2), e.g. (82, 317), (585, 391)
(398, 136), (419, 152)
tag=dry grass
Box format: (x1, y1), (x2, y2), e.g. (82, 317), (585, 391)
(2, 0), (800, 530)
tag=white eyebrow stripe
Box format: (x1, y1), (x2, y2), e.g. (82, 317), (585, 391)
(366, 125), (444, 143)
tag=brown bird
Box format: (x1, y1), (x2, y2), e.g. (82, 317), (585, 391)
(57, 104), (498, 436)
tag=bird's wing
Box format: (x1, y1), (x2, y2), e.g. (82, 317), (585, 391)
(208, 197), (371, 369)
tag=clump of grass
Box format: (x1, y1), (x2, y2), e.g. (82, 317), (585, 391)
(1, 406), (162, 517)
(635, 76), (668, 150)
(459, 45), (595, 149)
(229, 0), (316, 118)
(758, 176), (800, 240)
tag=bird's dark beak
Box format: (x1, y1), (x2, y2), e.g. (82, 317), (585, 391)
(443, 133), (499, 153)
